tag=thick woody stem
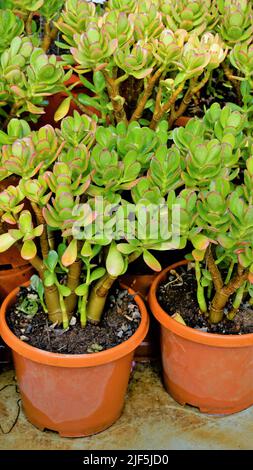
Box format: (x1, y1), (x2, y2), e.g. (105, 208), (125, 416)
(42, 21), (59, 53)
(205, 244), (223, 292)
(149, 82), (185, 130)
(222, 62), (242, 103)
(169, 72), (211, 127)
(65, 259), (82, 315)
(130, 68), (163, 123)
(103, 70), (128, 124)
(86, 273), (117, 323)
(209, 269), (248, 324)
(25, 12), (34, 35)
(31, 202), (49, 259)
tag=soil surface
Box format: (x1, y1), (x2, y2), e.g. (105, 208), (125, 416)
(157, 265), (253, 334)
(186, 71), (239, 118)
(7, 285), (141, 354)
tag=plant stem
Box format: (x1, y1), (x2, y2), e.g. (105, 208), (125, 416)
(86, 273), (117, 323)
(59, 293), (69, 329)
(209, 269), (248, 323)
(31, 202), (49, 259)
(149, 82), (185, 130)
(169, 72), (210, 127)
(227, 282), (246, 320)
(103, 70), (128, 124)
(205, 244), (223, 292)
(25, 12), (34, 35)
(222, 62), (242, 104)
(65, 259), (82, 315)
(129, 68), (163, 123)
(195, 260), (207, 313)
(80, 285), (89, 328)
(225, 260), (234, 284)
(42, 21), (59, 53)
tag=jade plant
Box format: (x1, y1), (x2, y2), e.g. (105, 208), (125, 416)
(0, 1), (64, 52)
(0, 36), (71, 129)
(55, 0), (227, 128)
(169, 103), (253, 324)
(0, 112), (188, 329)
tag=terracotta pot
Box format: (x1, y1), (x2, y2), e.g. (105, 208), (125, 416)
(149, 260), (253, 414)
(121, 274), (159, 362)
(0, 245), (35, 300)
(0, 283), (149, 437)
(174, 116), (192, 127)
(32, 73), (99, 130)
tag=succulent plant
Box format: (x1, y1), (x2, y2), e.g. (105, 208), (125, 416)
(56, 0), (97, 50)
(71, 22), (118, 70)
(161, 0), (218, 34)
(217, 0), (253, 45)
(114, 43), (155, 79)
(0, 9), (24, 54)
(0, 36), (67, 126)
(230, 42), (253, 87)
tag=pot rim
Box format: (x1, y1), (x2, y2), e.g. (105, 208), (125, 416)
(149, 259), (253, 348)
(0, 282), (149, 367)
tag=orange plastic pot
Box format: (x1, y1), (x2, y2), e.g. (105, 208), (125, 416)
(0, 246), (34, 300)
(174, 116), (192, 127)
(0, 283), (149, 437)
(121, 274), (159, 362)
(33, 73), (99, 130)
(149, 260), (253, 414)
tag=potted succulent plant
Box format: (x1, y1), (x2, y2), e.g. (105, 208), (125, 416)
(54, 0), (228, 128)
(148, 101), (253, 414)
(0, 111), (187, 435)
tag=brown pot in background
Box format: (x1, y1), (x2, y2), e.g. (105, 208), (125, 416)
(32, 73), (99, 130)
(0, 246), (34, 369)
(174, 116), (192, 127)
(0, 283), (149, 437)
(149, 260), (253, 414)
(121, 274), (159, 362)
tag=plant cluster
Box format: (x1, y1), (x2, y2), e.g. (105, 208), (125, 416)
(0, 101), (252, 327)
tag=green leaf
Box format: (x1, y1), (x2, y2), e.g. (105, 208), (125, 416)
(143, 250), (161, 272)
(89, 267), (106, 284)
(21, 240), (37, 260)
(61, 239), (77, 267)
(106, 241), (125, 276)
(44, 270), (55, 287)
(58, 284), (71, 297)
(75, 283), (88, 296)
(54, 97), (71, 122)
(117, 243), (137, 255)
(44, 250), (58, 272)
(0, 233), (16, 252)
(192, 234), (209, 251)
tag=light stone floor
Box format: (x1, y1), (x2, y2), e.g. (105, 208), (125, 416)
(0, 363), (253, 450)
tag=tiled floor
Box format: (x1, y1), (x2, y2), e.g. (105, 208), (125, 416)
(0, 362), (253, 450)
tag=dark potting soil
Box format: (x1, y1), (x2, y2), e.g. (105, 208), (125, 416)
(187, 72), (239, 118)
(157, 265), (253, 335)
(7, 285), (141, 354)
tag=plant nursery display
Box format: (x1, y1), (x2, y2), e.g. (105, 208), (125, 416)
(0, 0), (253, 438)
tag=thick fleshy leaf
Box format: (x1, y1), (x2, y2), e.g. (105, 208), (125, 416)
(143, 250), (161, 272)
(61, 239), (77, 267)
(89, 267), (106, 284)
(0, 233), (16, 252)
(54, 97), (71, 122)
(106, 241), (125, 276)
(21, 240), (37, 260)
